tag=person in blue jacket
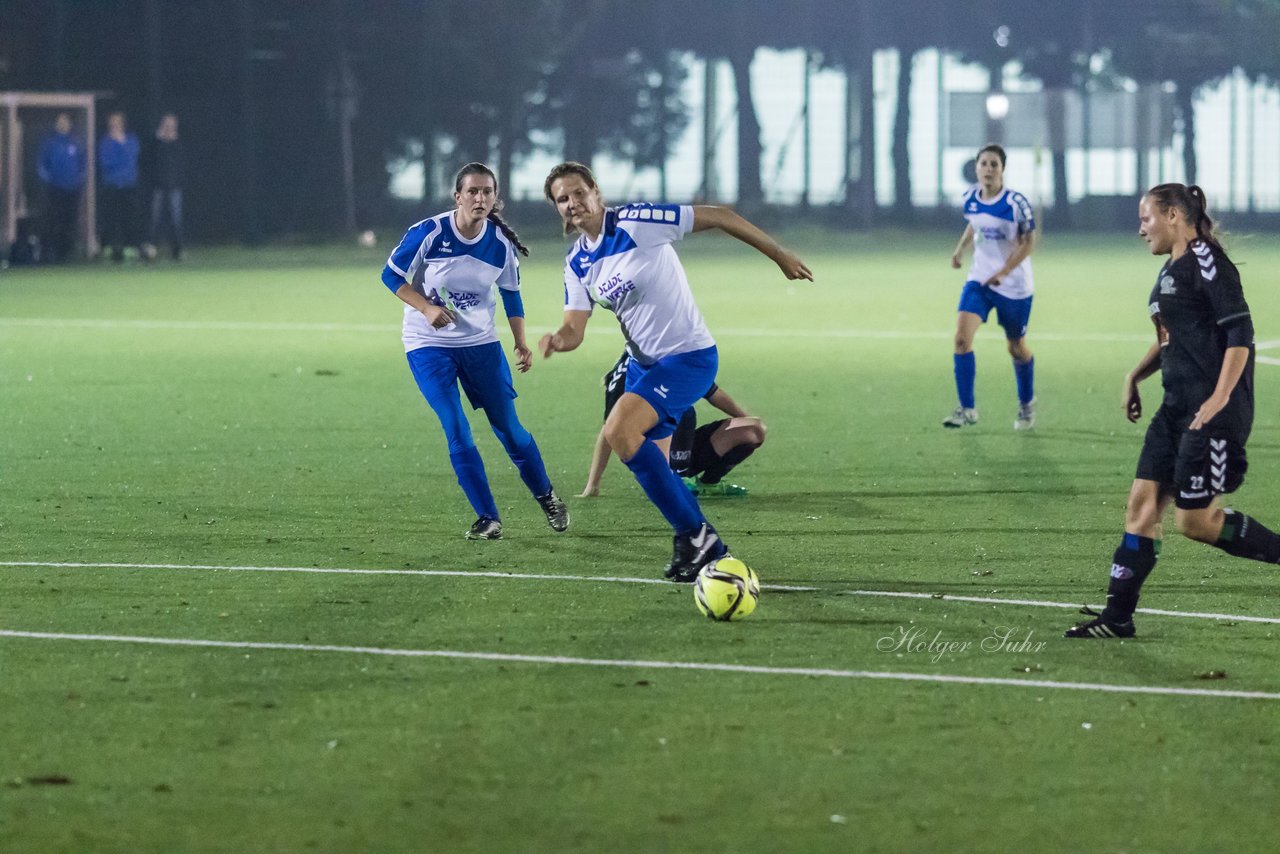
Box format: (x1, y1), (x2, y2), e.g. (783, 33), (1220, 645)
(98, 111), (141, 262)
(37, 112), (86, 262)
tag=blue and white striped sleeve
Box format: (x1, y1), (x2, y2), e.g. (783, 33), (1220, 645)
(614, 203), (691, 248)
(496, 239), (524, 318)
(495, 238), (520, 292)
(1011, 191), (1036, 235)
(380, 219), (438, 292)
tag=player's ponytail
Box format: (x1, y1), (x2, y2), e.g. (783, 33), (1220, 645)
(1145, 182), (1225, 253)
(453, 162), (528, 257)
(487, 210), (529, 257)
(1185, 185), (1223, 253)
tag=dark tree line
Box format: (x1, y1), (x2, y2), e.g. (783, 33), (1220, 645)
(2, 0), (1278, 240)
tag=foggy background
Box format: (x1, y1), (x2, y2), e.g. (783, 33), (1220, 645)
(2, 0), (1278, 245)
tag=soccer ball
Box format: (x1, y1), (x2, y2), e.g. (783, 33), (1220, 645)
(358, 229), (377, 248)
(693, 557), (759, 621)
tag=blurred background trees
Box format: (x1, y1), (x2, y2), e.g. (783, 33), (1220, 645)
(3, 0), (1278, 241)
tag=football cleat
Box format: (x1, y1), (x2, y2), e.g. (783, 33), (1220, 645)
(1014, 400), (1036, 431)
(664, 522), (729, 583)
(1064, 607), (1135, 639)
(536, 490), (570, 533)
(695, 479), (749, 497)
(942, 406), (979, 428)
(464, 516), (503, 540)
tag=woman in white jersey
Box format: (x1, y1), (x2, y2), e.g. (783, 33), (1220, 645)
(380, 162), (568, 541)
(944, 144), (1038, 430)
(538, 161), (812, 581)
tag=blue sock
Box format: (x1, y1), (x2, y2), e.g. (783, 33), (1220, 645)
(673, 463), (704, 516)
(506, 434), (553, 498)
(449, 446), (500, 520)
(623, 440), (705, 534)
(484, 396), (553, 499)
(954, 352), (976, 409)
(1013, 357), (1035, 405)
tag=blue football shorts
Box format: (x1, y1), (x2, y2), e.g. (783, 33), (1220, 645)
(406, 341), (515, 411)
(622, 345), (718, 440)
(957, 280), (1033, 340)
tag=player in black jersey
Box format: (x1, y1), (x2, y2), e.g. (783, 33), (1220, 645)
(1067, 183), (1280, 639)
(669, 397), (765, 497)
(579, 352), (765, 498)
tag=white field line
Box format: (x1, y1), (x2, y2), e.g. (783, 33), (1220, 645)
(2, 629), (1276, 701)
(14, 317), (1280, 358)
(5, 561), (1279, 626)
(0, 316), (1151, 342)
(10, 319), (1280, 356)
(0, 317), (402, 333)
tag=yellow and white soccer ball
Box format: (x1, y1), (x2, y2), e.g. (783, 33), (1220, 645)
(693, 557), (760, 621)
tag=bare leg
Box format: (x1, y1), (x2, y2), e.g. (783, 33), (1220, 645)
(954, 311), (982, 355)
(708, 417), (766, 457)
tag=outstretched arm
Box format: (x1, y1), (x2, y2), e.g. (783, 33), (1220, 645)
(579, 426), (612, 497)
(706, 386), (748, 418)
(538, 310), (591, 359)
(691, 206), (813, 281)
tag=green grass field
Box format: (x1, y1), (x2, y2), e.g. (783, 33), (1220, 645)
(4, 230), (1280, 852)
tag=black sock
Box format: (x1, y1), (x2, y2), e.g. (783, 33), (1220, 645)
(1214, 509), (1280, 563)
(698, 444), (758, 486)
(1100, 533), (1160, 623)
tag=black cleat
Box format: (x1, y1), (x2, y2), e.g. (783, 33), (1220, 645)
(536, 490), (570, 533)
(1064, 607), (1135, 639)
(664, 522), (728, 583)
(464, 516), (503, 540)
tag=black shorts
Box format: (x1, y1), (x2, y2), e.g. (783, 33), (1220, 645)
(1135, 405), (1248, 510)
(671, 418), (725, 479)
(601, 352), (631, 422)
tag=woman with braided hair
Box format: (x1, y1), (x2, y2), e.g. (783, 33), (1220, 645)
(380, 162), (568, 540)
(1067, 183), (1279, 639)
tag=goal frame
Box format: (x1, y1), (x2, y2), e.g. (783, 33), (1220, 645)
(1, 91), (100, 260)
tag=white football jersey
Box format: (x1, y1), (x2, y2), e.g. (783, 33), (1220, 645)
(561, 204), (714, 365)
(961, 186), (1036, 298)
(381, 212), (520, 351)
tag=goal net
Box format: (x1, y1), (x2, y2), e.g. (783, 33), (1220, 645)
(1, 91), (99, 263)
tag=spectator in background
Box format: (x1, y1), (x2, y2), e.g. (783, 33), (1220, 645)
(143, 113), (185, 261)
(98, 111), (141, 262)
(37, 112), (86, 263)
